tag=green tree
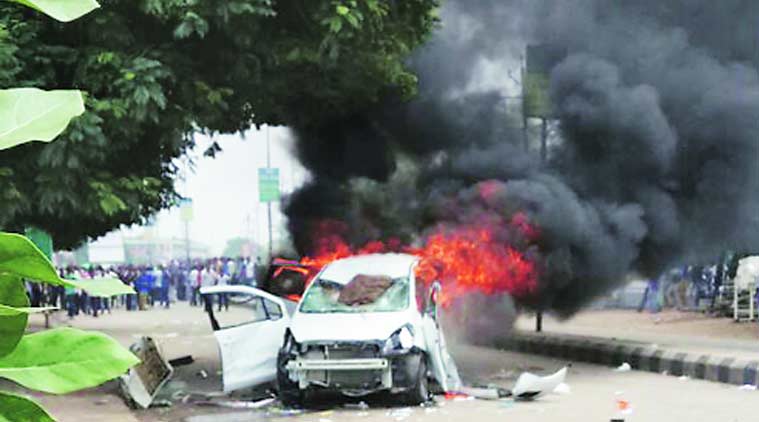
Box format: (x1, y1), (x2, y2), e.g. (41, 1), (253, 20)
(0, 0), (439, 249)
(0, 3), (140, 420)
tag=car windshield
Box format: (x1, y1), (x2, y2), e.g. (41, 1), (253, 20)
(299, 276), (410, 314)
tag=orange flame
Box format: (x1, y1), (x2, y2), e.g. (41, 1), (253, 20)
(296, 217), (539, 307)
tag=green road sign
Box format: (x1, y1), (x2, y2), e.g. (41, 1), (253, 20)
(258, 168), (280, 203)
(179, 198), (193, 222)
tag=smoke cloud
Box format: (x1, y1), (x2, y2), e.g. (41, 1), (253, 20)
(284, 0), (759, 316)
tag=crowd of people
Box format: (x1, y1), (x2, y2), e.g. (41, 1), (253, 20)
(637, 251), (759, 314)
(26, 257), (266, 319)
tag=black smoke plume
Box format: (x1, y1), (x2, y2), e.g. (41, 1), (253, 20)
(285, 0), (759, 316)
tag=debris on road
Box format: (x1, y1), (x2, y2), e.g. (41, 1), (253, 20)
(195, 397), (277, 409)
(119, 336), (174, 409)
(459, 386), (511, 400)
(738, 384), (757, 391)
(512, 366), (568, 400)
(343, 401), (369, 410)
(553, 382), (571, 395)
(168, 355), (194, 367)
(614, 362), (632, 372)
(196, 369), (208, 379)
(615, 398), (633, 415)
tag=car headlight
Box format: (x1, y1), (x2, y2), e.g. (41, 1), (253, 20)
(383, 325), (415, 353)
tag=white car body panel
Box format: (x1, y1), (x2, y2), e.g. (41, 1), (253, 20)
(200, 285), (291, 392)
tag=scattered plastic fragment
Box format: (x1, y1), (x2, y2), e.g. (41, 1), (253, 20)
(196, 397), (276, 409)
(386, 407), (413, 421)
(512, 367), (567, 400)
(738, 384), (757, 391)
(615, 399), (633, 415)
(553, 382), (571, 395)
(168, 355), (194, 367)
(444, 391), (469, 400)
(458, 387), (510, 400)
(614, 363), (632, 372)
(344, 401), (369, 410)
(678, 375), (690, 381)
(196, 370), (208, 379)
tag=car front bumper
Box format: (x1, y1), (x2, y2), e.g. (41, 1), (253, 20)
(284, 349), (423, 394)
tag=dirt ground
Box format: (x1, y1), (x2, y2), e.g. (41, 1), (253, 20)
(6, 303), (757, 422)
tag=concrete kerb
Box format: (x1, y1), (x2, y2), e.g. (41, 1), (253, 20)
(497, 331), (759, 387)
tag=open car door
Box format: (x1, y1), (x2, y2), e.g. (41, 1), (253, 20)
(200, 285), (293, 392)
(421, 282), (462, 392)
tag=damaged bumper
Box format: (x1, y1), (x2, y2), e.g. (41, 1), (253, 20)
(282, 344), (423, 395)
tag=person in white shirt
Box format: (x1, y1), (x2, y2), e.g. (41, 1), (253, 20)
(217, 272), (230, 311)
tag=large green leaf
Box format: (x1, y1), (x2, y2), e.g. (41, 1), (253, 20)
(0, 305), (57, 316)
(73, 277), (134, 298)
(0, 233), (65, 286)
(0, 391), (54, 422)
(0, 328), (139, 394)
(11, 0), (99, 22)
(0, 89), (85, 151)
(0, 277), (28, 358)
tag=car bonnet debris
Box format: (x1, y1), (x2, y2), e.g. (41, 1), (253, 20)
(512, 366), (568, 400)
(119, 336), (174, 409)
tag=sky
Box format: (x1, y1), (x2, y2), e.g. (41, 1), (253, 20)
(112, 126), (310, 256)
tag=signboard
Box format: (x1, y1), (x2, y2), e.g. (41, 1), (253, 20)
(258, 168), (280, 203)
(179, 198), (193, 222)
(524, 44), (566, 118)
(24, 227), (53, 260)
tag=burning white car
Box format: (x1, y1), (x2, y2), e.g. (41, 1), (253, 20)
(200, 253), (461, 406)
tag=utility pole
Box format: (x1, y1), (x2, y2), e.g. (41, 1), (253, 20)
(266, 126), (273, 261)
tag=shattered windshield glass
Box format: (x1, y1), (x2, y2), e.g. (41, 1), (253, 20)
(299, 276), (410, 313)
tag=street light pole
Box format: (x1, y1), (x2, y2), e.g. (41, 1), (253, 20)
(266, 126), (273, 261)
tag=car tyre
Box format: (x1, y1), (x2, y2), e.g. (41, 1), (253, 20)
(404, 356), (430, 405)
(277, 353), (302, 408)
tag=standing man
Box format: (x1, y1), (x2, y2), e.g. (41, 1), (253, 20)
(217, 270), (230, 312)
(638, 275), (661, 313)
(135, 267), (154, 311)
(200, 264), (217, 310)
(189, 264), (201, 306)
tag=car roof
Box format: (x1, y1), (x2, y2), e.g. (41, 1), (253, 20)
(318, 253), (419, 284)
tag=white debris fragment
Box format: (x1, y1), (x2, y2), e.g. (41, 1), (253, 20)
(738, 384), (757, 391)
(386, 407), (414, 421)
(512, 367), (568, 399)
(614, 362), (632, 372)
(553, 382), (571, 395)
(678, 375), (690, 381)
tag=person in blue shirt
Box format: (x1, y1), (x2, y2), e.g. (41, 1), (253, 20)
(160, 266), (171, 308)
(134, 267), (155, 311)
(638, 275), (661, 313)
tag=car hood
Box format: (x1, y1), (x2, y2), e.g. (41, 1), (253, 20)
(290, 311), (412, 343)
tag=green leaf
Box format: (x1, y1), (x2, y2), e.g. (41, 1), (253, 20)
(0, 328), (139, 394)
(0, 305), (57, 316)
(336, 5), (349, 15)
(0, 391), (55, 422)
(72, 277), (134, 298)
(12, 0), (100, 22)
(0, 277), (29, 358)
(0, 233), (65, 286)
(0, 89), (85, 151)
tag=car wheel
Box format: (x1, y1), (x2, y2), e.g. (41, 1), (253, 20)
(276, 353), (302, 408)
(405, 356), (430, 405)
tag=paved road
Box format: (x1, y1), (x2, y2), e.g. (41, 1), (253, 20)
(20, 304), (758, 422)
